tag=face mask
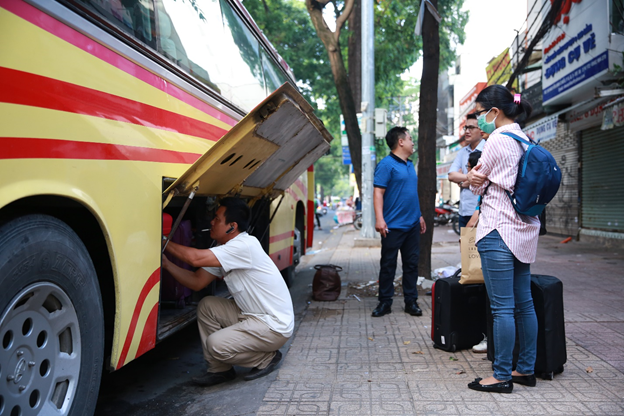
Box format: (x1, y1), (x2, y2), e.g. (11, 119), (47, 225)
(477, 109), (497, 134)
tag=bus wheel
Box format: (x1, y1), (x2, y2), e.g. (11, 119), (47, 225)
(0, 215), (104, 416)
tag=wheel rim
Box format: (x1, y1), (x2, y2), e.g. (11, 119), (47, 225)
(1, 282), (81, 416)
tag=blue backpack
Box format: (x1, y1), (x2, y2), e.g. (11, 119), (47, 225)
(502, 132), (562, 217)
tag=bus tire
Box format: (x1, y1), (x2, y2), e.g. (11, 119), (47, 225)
(0, 214), (104, 416)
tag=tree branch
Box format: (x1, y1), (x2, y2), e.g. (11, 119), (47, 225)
(334, 0), (354, 42)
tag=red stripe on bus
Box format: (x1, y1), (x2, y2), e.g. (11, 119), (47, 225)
(117, 268), (161, 369)
(269, 230), (294, 244)
(270, 245), (292, 271)
(0, 0), (237, 127)
(0, 67), (227, 142)
(294, 179), (307, 197)
(0, 137), (201, 164)
(135, 303), (159, 359)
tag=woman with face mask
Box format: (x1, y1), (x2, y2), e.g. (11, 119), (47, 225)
(466, 85), (539, 394)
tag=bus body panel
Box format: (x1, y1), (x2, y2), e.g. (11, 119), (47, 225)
(0, 0), (328, 372)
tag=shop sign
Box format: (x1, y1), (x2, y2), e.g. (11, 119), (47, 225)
(601, 101), (624, 130)
(485, 49), (518, 89)
(568, 99), (613, 131)
(542, 0), (609, 105)
(436, 162), (452, 179)
(524, 115), (558, 143)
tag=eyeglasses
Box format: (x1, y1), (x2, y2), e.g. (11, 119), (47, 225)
(473, 108), (492, 117)
(463, 125), (480, 132)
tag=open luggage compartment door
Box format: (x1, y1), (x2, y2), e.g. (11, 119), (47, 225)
(164, 83), (332, 202)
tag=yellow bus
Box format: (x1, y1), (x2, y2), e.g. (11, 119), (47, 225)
(0, 0), (331, 414)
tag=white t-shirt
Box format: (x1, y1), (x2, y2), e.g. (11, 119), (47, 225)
(203, 233), (294, 337)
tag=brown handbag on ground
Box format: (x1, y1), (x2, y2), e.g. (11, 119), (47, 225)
(460, 226), (484, 284)
(312, 264), (343, 301)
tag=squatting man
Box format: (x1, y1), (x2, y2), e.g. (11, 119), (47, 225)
(162, 197), (294, 387)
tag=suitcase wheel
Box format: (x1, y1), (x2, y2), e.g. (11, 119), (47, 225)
(540, 371), (554, 380)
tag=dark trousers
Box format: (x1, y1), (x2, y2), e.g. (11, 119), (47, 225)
(378, 224), (420, 305)
(315, 213), (321, 228)
(459, 215), (472, 229)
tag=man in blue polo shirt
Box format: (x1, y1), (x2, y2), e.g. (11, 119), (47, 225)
(372, 126), (426, 318)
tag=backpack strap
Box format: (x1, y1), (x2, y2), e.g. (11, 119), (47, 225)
(501, 131), (535, 146)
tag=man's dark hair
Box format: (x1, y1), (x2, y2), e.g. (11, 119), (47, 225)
(219, 197), (250, 232)
(468, 151), (482, 169)
(466, 113), (477, 120)
(385, 126), (409, 150)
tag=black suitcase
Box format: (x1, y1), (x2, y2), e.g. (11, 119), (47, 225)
(431, 276), (487, 352)
(486, 274), (566, 379)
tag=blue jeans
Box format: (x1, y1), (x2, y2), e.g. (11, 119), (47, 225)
(477, 230), (537, 381)
(378, 224), (420, 305)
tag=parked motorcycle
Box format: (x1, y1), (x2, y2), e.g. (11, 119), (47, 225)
(353, 211), (362, 230)
(434, 200), (460, 235)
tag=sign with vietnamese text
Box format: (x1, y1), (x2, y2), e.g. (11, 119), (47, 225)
(542, 0), (609, 105)
(524, 115), (558, 143)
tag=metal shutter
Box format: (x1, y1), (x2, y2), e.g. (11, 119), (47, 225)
(581, 125), (624, 232)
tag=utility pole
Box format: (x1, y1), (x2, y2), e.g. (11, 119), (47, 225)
(360, 0), (375, 238)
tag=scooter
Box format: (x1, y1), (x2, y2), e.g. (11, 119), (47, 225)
(434, 200), (460, 235)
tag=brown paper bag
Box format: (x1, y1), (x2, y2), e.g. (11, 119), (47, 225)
(460, 226), (484, 284)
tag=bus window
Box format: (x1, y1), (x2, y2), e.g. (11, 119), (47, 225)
(261, 49), (288, 95)
(83, 0), (156, 49)
(217, 0), (266, 110)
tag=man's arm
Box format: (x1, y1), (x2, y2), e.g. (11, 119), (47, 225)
(447, 152), (465, 185)
(162, 254), (219, 291)
(164, 241), (222, 268)
(373, 187), (388, 238)
(448, 171), (470, 188)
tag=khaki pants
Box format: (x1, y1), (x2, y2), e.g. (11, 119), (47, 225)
(197, 296), (289, 373)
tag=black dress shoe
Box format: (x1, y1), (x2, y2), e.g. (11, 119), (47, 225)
(192, 368), (236, 387)
(467, 378), (513, 393)
(511, 374), (536, 387)
(371, 302), (392, 317)
(244, 350), (282, 381)
(404, 301), (422, 316)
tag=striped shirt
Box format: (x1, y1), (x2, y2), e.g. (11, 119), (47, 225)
(470, 123), (540, 263)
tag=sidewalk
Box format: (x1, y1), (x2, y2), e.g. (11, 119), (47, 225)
(257, 226), (624, 415)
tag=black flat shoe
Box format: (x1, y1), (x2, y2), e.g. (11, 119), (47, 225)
(372, 302), (392, 317)
(244, 350), (282, 381)
(511, 374), (536, 387)
(404, 301), (422, 316)
(467, 378), (513, 394)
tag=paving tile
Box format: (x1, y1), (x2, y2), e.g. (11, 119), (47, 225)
(328, 401), (371, 416)
(263, 231), (624, 416)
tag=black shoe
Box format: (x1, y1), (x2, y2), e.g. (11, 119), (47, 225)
(244, 350), (282, 381)
(511, 374), (536, 387)
(405, 301), (422, 316)
(192, 368), (236, 387)
(467, 378), (513, 393)
(371, 302), (392, 317)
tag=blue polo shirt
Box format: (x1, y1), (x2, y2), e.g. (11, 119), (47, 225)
(374, 153), (421, 231)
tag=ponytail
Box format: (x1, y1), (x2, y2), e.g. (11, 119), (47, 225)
(475, 85), (532, 124)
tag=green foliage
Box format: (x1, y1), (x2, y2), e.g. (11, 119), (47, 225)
(243, 0), (467, 194)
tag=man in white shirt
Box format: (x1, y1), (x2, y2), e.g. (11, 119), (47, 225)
(449, 113), (485, 228)
(162, 198), (294, 387)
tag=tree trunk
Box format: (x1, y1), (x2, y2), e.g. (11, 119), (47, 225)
(348, 0), (361, 108)
(417, 0), (440, 279)
(306, 0), (362, 192)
